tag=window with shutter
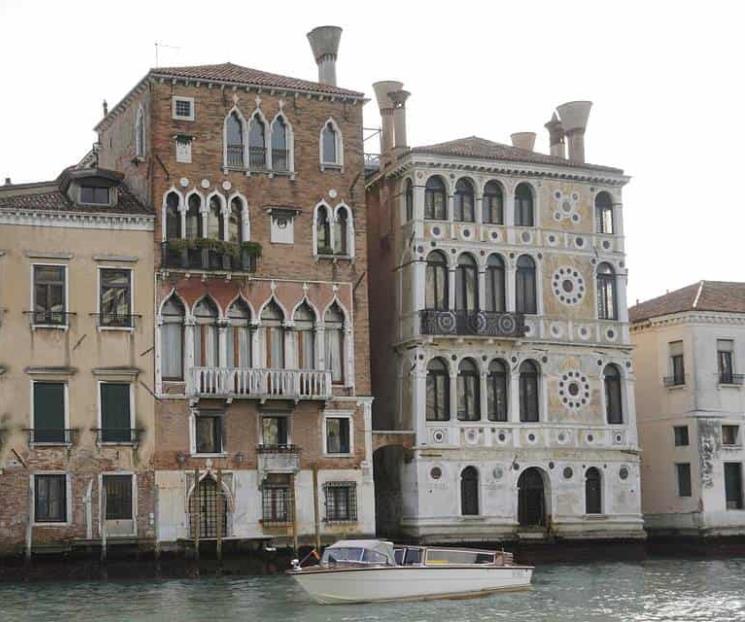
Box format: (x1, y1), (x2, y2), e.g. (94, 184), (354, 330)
(33, 382), (65, 443)
(100, 383), (132, 443)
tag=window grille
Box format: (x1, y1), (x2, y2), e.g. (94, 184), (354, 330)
(104, 474), (133, 520)
(262, 476), (293, 524)
(189, 476), (228, 538)
(324, 482), (357, 522)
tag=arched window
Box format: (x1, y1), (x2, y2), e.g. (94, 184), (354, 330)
(426, 357), (450, 421)
(460, 467), (479, 516)
(316, 205), (332, 254)
(334, 206), (349, 256)
(483, 180), (503, 224)
(321, 121), (339, 164)
(454, 178), (475, 222)
(294, 303), (316, 370)
(161, 296), (185, 380)
(193, 298), (219, 368)
(227, 299), (251, 368)
(404, 179), (413, 222)
(226, 111), (244, 168)
(585, 467), (602, 515)
(595, 191), (614, 234)
(519, 360), (539, 422)
(514, 183), (534, 226)
(249, 114), (266, 169)
(604, 364), (623, 424)
(487, 359), (508, 422)
(424, 176), (447, 220)
(324, 304), (345, 383)
(165, 192), (180, 240)
(261, 301), (285, 369)
(135, 105), (145, 158)
(189, 475), (228, 538)
(207, 195), (223, 240)
(425, 251), (449, 310)
(455, 253), (478, 311)
(228, 196), (244, 243)
(485, 254), (505, 312)
(271, 115), (289, 172)
(185, 194), (202, 239)
(457, 358), (480, 421)
(597, 263), (617, 320)
(515, 255), (537, 314)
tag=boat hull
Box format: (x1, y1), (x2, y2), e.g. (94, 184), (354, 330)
(290, 565), (533, 604)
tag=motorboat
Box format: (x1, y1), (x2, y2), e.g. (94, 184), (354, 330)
(288, 539), (533, 604)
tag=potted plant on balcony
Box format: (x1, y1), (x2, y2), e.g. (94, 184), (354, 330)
(165, 238), (192, 269)
(239, 241), (262, 272)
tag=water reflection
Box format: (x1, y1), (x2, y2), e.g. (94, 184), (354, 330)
(1, 559), (743, 622)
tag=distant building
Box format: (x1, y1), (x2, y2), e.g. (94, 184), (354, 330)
(0, 167), (156, 555)
(630, 282), (745, 536)
(94, 26), (375, 547)
(366, 89), (644, 542)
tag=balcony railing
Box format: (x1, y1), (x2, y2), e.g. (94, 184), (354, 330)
(192, 367), (332, 400)
(249, 146), (267, 170)
(92, 428), (142, 445)
(663, 375), (686, 387)
(25, 310), (76, 327)
(419, 309), (526, 338)
(226, 144), (244, 168)
(90, 313), (141, 328)
(26, 428), (76, 446)
(257, 443), (300, 453)
(719, 373), (745, 385)
(160, 241), (258, 273)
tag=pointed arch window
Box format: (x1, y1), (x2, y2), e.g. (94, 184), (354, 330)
(487, 359), (508, 422)
(425, 250), (449, 310)
(597, 263), (617, 320)
(207, 195), (224, 240)
(135, 105), (145, 158)
(404, 179), (414, 222)
(585, 467), (602, 514)
(324, 304), (345, 383)
(194, 298), (219, 368)
(424, 176), (447, 220)
(514, 183), (534, 226)
(261, 301), (285, 369)
(226, 111), (245, 168)
(271, 116), (289, 172)
(595, 191), (614, 234)
(249, 114), (267, 169)
(519, 360), (540, 422)
(455, 253), (478, 311)
(228, 196), (244, 243)
(161, 296), (185, 381)
(185, 194), (203, 239)
(457, 358), (480, 421)
(321, 120), (340, 165)
(460, 467), (479, 516)
(334, 206), (349, 255)
(294, 303), (316, 370)
(483, 180), (503, 224)
(604, 364), (623, 424)
(227, 300), (252, 368)
(515, 255), (537, 314)
(485, 254), (505, 312)
(316, 205), (332, 255)
(165, 192), (180, 240)
(426, 357), (450, 422)
(454, 178), (475, 222)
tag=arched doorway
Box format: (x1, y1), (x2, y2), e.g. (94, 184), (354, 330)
(585, 467), (602, 514)
(189, 475), (229, 538)
(460, 466), (479, 516)
(518, 468), (546, 527)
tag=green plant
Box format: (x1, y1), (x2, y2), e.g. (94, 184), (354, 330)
(317, 245), (334, 256)
(240, 241), (262, 257)
(166, 238), (194, 252)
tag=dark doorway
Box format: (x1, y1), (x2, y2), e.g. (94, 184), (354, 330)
(585, 467), (602, 514)
(189, 476), (228, 538)
(518, 468), (546, 527)
(460, 466), (479, 515)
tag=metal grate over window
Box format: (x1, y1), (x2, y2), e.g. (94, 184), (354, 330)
(323, 482), (357, 522)
(189, 476), (228, 538)
(261, 479), (293, 524)
(104, 474), (133, 520)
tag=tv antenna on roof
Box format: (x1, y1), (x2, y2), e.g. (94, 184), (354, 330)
(155, 42), (180, 67)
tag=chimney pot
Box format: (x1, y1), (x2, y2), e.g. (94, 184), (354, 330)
(390, 88), (410, 152)
(372, 80), (404, 159)
(307, 26), (342, 86)
(545, 112), (566, 159)
(556, 101), (592, 163)
(4, 177), (11, 185)
(510, 132), (537, 152)
(102, 99), (108, 116)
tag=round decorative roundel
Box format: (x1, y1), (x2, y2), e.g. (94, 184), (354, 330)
(430, 466), (442, 480)
(493, 466), (504, 481)
(553, 190), (581, 223)
(558, 370), (591, 410)
(552, 267), (586, 306)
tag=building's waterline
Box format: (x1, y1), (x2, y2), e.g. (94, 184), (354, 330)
(1, 558), (744, 621)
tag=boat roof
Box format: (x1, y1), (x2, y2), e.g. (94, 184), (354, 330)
(327, 539), (394, 551)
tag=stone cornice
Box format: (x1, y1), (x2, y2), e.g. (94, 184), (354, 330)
(631, 310), (745, 332)
(0, 208), (154, 231)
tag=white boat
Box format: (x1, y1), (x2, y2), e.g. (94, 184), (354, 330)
(288, 539), (533, 604)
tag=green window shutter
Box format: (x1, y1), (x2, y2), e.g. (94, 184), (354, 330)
(33, 383), (65, 443)
(101, 383), (131, 443)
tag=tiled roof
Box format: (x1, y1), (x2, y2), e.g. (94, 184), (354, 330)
(411, 136), (624, 174)
(629, 281), (745, 323)
(150, 62), (364, 98)
(0, 182), (151, 215)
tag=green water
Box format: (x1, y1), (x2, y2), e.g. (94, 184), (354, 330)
(1, 559), (744, 621)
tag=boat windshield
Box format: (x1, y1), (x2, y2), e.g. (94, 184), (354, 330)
(322, 543), (396, 566)
(425, 548), (495, 565)
(322, 547), (364, 564)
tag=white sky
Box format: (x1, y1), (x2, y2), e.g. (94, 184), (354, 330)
(1, 0), (743, 305)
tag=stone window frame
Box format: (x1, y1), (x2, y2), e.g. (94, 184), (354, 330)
(172, 96), (195, 121)
(322, 411), (354, 457)
(31, 471), (72, 526)
(319, 117), (344, 171)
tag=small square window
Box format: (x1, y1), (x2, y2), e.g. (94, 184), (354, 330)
(673, 425), (689, 447)
(195, 412), (223, 454)
(80, 185), (110, 205)
(325, 417), (351, 454)
(172, 97), (195, 121)
(722, 425), (740, 446)
(34, 474), (67, 523)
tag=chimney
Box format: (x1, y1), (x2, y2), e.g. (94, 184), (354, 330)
(510, 132), (536, 151)
(307, 26), (342, 86)
(389, 88), (410, 153)
(372, 80), (403, 158)
(556, 101), (592, 163)
(544, 112), (566, 158)
(102, 99), (108, 117)
(4, 177), (11, 185)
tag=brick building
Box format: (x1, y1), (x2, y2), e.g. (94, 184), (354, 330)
(0, 167), (156, 555)
(95, 26), (375, 547)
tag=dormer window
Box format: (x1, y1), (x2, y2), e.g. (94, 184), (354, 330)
(80, 185), (110, 205)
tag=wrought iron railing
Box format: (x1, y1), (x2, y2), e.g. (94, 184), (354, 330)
(257, 443), (300, 454)
(272, 149), (289, 172)
(26, 428), (76, 446)
(26, 310), (76, 326)
(92, 428), (142, 445)
(663, 375), (686, 387)
(419, 309), (526, 338)
(160, 242), (258, 273)
(719, 373), (745, 385)
(193, 367), (332, 400)
(90, 313), (141, 328)
(249, 146), (266, 170)
(226, 145), (244, 168)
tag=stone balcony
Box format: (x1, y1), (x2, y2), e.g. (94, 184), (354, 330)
(191, 367), (332, 401)
(419, 309), (526, 338)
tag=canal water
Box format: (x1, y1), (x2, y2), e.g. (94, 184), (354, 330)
(1, 558), (743, 621)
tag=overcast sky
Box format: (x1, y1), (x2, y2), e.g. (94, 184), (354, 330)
(1, 0), (743, 305)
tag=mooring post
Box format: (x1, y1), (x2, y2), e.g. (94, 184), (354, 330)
(193, 468), (200, 561)
(291, 473), (298, 554)
(100, 484), (107, 562)
(25, 477), (33, 563)
(312, 465), (321, 553)
(216, 468), (223, 564)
